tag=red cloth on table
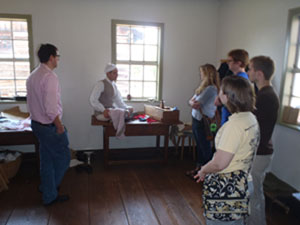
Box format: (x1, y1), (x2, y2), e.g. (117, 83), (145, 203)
(133, 114), (158, 123)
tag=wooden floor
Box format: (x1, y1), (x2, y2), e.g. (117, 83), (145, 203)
(0, 150), (299, 225)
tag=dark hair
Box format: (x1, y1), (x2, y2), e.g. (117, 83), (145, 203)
(221, 76), (255, 113)
(228, 49), (249, 68)
(37, 43), (58, 63)
(250, 56), (275, 81)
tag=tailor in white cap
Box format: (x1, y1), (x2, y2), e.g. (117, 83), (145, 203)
(104, 63), (117, 74)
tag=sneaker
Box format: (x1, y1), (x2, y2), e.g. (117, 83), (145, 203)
(44, 194), (70, 206)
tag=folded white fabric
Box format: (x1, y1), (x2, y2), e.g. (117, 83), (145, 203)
(109, 108), (127, 139)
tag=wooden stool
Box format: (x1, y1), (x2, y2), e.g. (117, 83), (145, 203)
(171, 122), (196, 160)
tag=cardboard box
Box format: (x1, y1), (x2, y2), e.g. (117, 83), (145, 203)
(282, 106), (300, 125)
(144, 104), (180, 124)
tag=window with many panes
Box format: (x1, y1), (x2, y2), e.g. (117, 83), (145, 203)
(281, 7), (300, 127)
(112, 20), (163, 101)
(0, 14), (33, 99)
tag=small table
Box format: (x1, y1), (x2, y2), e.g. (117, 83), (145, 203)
(91, 115), (171, 166)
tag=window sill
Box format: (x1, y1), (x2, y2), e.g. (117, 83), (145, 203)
(278, 121), (300, 132)
(124, 99), (160, 104)
(0, 99), (26, 104)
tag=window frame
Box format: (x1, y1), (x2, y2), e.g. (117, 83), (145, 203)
(279, 7), (300, 131)
(0, 13), (34, 102)
(111, 19), (164, 102)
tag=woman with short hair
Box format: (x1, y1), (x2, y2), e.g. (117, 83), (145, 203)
(195, 76), (260, 225)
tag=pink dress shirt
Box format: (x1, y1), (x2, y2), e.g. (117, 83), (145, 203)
(26, 64), (62, 124)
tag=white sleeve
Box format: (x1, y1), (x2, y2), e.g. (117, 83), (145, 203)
(113, 86), (128, 109)
(89, 81), (105, 112)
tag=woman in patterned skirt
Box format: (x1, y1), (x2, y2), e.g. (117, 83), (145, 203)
(194, 76), (260, 225)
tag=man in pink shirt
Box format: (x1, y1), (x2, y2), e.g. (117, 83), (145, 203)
(27, 44), (70, 206)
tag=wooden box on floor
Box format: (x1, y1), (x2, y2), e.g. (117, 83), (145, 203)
(144, 104), (180, 124)
(0, 150), (22, 179)
(282, 106), (300, 125)
(0, 165), (9, 192)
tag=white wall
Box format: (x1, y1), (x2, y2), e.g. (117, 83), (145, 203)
(2, 0), (300, 190)
(0, 0), (219, 149)
(217, 0), (300, 190)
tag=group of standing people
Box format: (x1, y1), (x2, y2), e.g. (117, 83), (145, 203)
(189, 49), (279, 225)
(26, 43), (279, 225)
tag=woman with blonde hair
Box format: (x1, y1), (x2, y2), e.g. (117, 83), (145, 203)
(186, 64), (220, 177)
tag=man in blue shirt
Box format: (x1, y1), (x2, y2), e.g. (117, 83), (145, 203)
(217, 49), (249, 125)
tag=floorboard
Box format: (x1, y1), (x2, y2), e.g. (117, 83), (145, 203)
(118, 167), (159, 225)
(0, 151), (299, 225)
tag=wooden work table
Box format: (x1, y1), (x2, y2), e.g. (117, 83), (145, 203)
(0, 129), (39, 166)
(91, 115), (171, 166)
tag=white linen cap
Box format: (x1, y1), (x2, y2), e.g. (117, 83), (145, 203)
(104, 63), (117, 73)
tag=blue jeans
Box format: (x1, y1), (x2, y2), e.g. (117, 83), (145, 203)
(192, 117), (213, 167)
(31, 121), (70, 204)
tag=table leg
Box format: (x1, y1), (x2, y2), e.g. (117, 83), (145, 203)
(156, 135), (160, 149)
(164, 134), (169, 163)
(103, 127), (109, 167)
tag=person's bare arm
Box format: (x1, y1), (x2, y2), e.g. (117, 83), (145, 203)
(189, 96), (200, 109)
(103, 109), (110, 118)
(214, 95), (222, 106)
(194, 149), (234, 182)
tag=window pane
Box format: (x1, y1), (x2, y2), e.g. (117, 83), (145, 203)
(130, 81), (142, 97)
(13, 40), (29, 58)
(143, 82), (156, 98)
(0, 21), (12, 39)
(145, 45), (157, 61)
(117, 35), (130, 44)
(16, 79), (26, 96)
(131, 26), (144, 44)
(145, 27), (158, 45)
(117, 44), (129, 60)
(144, 65), (157, 81)
(0, 80), (15, 97)
(117, 25), (130, 43)
(116, 81), (129, 97)
(292, 73), (300, 97)
(15, 61), (30, 78)
(131, 45), (143, 61)
(117, 64), (129, 80)
(290, 96), (300, 108)
(0, 61), (14, 78)
(12, 21), (28, 40)
(117, 25), (130, 35)
(131, 65), (143, 80)
(0, 40), (13, 58)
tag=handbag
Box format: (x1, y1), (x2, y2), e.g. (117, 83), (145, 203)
(200, 108), (221, 141)
(203, 170), (250, 221)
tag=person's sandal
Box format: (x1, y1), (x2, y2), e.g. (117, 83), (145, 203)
(185, 166), (201, 178)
